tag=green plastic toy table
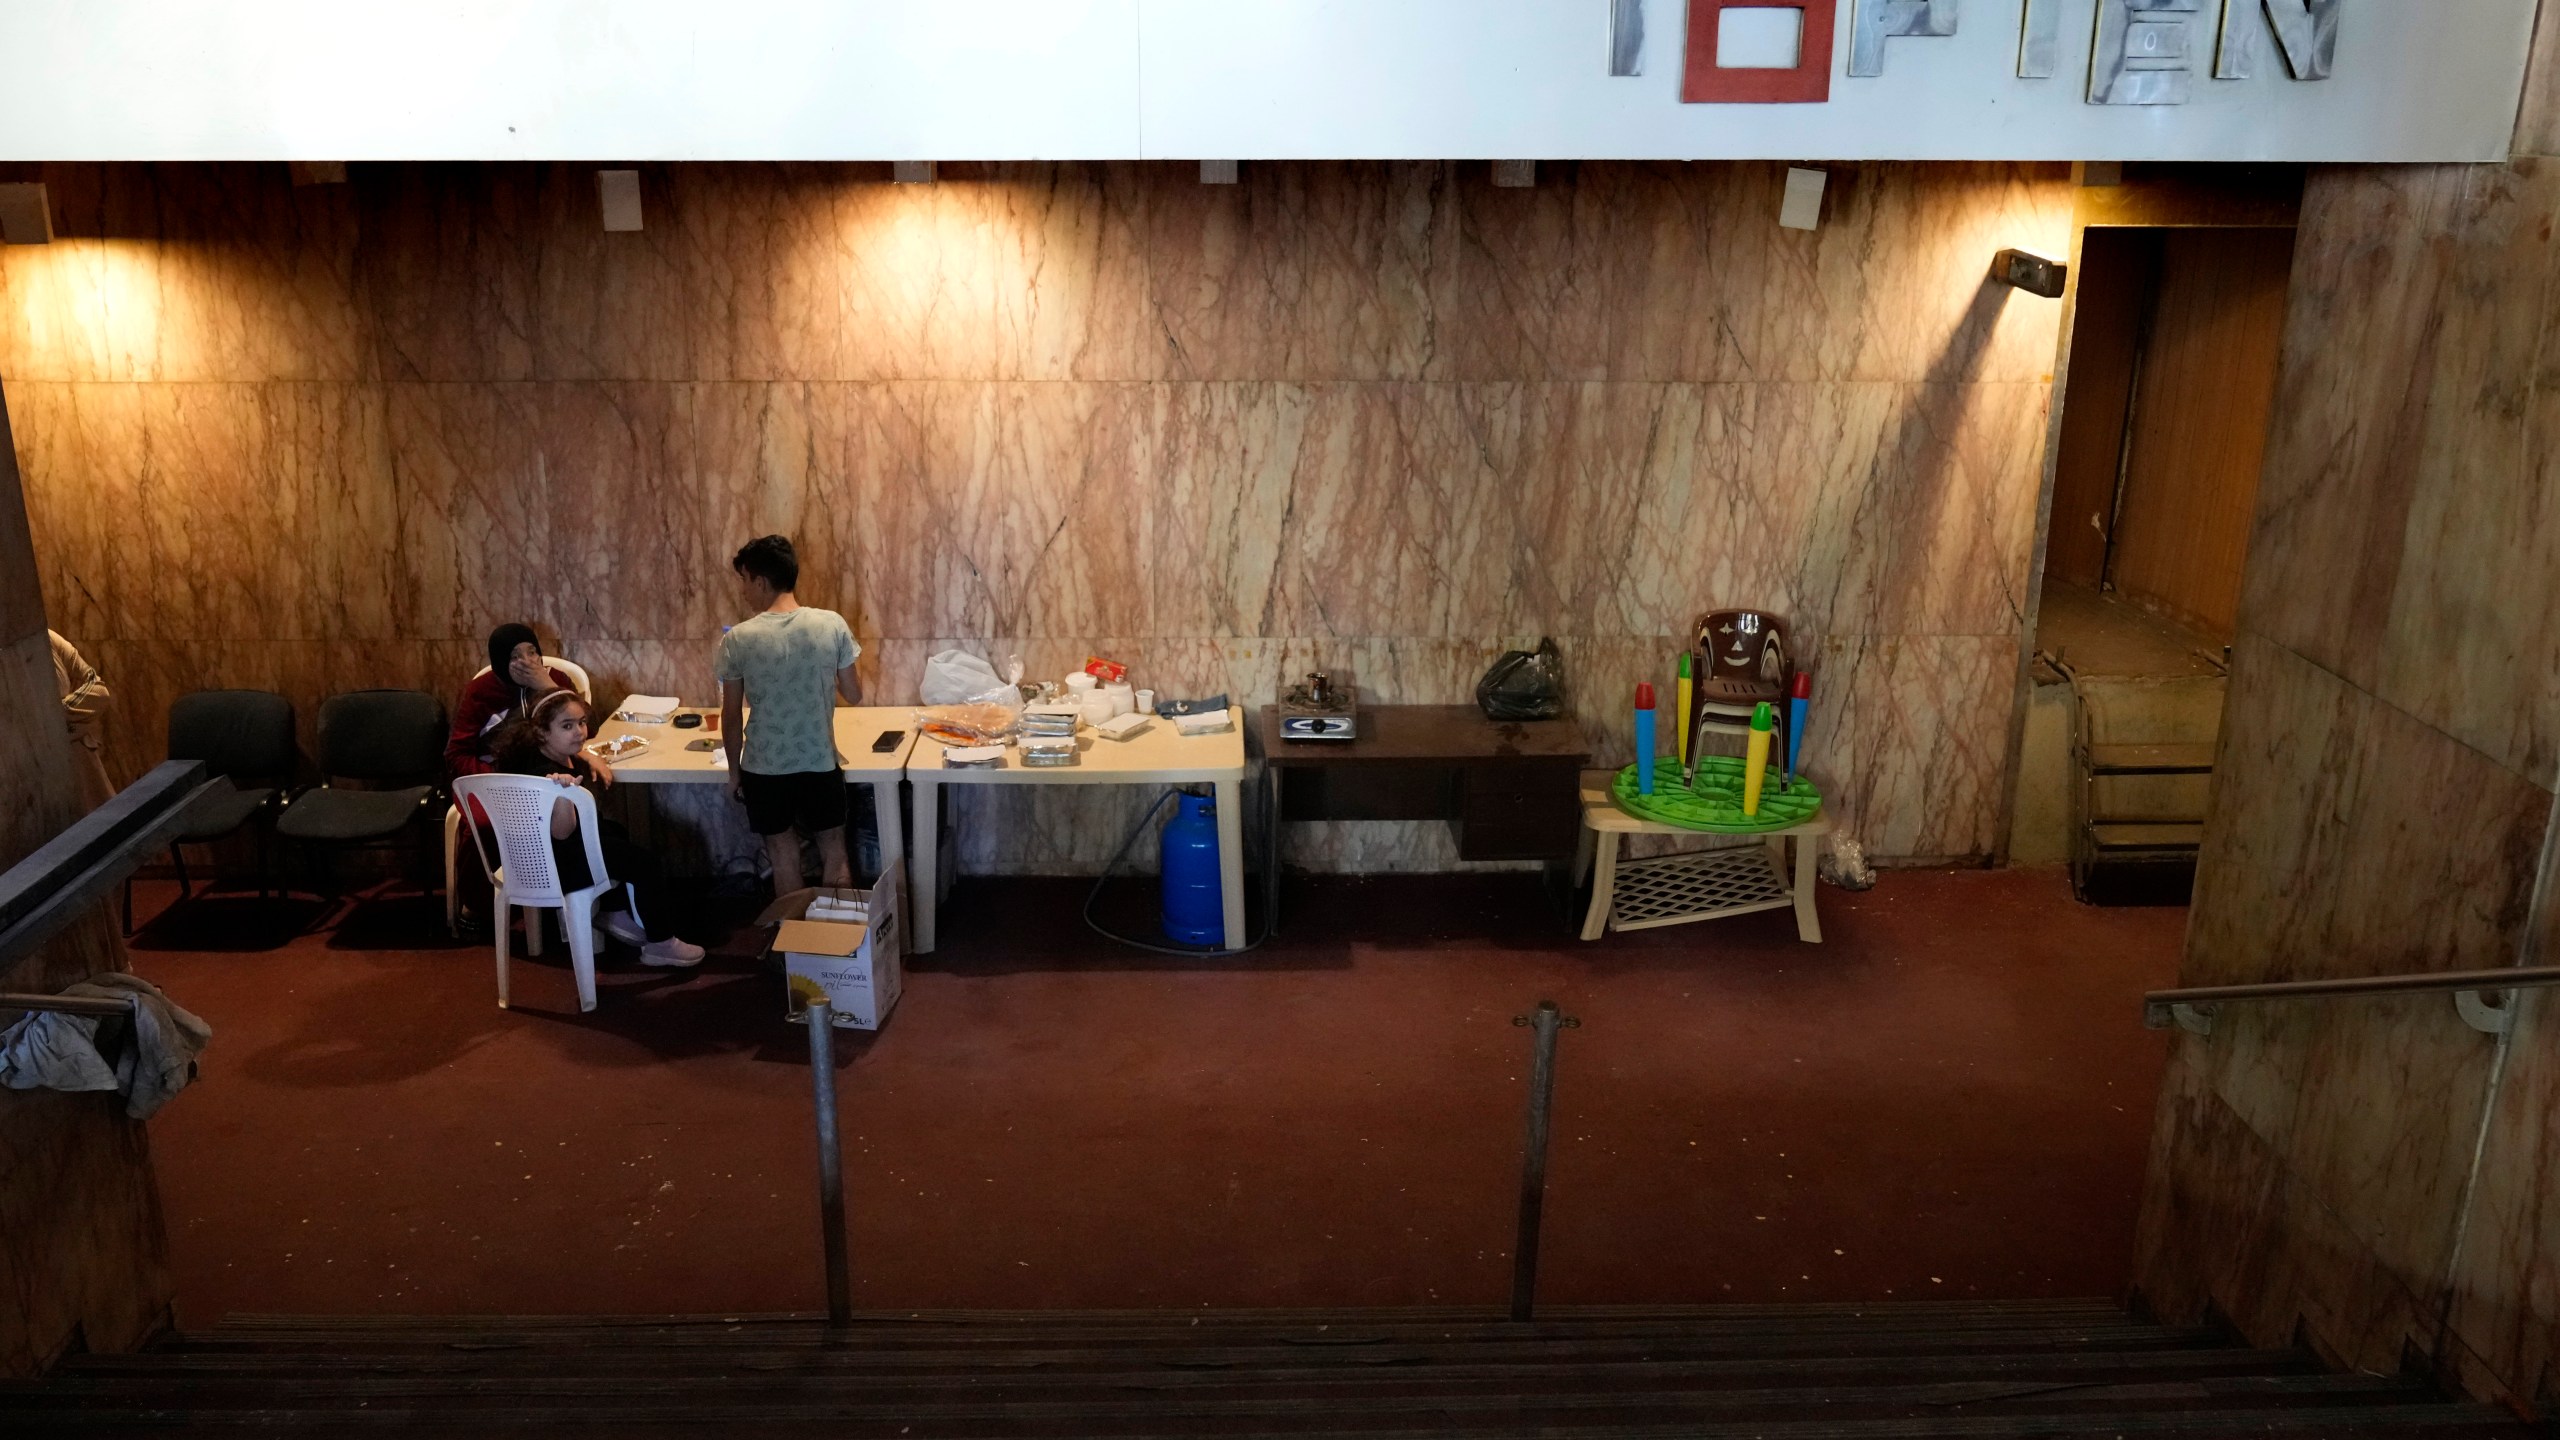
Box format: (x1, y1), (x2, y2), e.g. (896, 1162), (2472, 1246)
(1611, 755), (1822, 833)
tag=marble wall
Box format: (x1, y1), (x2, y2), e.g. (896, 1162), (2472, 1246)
(0, 381), (174, 1374)
(0, 161), (2071, 870)
(2132, 15), (2560, 1413)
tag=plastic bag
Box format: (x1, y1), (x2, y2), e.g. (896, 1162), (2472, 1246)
(1476, 637), (1567, 721)
(921, 649), (1011, 705)
(917, 649), (1025, 744)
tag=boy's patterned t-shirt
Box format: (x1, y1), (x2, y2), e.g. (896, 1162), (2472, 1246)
(714, 607), (859, 775)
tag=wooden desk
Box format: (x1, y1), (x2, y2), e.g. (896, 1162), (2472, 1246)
(906, 708), (1248, 954)
(590, 706), (921, 884)
(1257, 704), (1590, 928)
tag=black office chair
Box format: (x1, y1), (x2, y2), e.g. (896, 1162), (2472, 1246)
(275, 689), (447, 923)
(124, 689), (299, 933)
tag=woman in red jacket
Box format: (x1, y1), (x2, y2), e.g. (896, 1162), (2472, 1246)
(447, 623), (594, 779)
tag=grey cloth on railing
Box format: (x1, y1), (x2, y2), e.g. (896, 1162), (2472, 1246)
(0, 973), (211, 1118)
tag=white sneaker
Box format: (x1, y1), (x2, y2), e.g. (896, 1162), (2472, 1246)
(601, 909), (649, 947)
(640, 937), (705, 967)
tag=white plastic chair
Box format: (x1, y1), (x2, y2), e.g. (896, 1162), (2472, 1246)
(451, 772), (639, 1014)
(445, 657), (593, 936)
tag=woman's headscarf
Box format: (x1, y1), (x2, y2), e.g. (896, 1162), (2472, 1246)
(486, 623), (541, 694)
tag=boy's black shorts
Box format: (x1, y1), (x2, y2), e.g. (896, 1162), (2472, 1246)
(739, 769), (849, 836)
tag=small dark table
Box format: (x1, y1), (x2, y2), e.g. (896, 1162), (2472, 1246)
(1257, 704), (1592, 929)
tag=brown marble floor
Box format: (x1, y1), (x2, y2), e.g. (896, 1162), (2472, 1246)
(118, 866), (2185, 1322)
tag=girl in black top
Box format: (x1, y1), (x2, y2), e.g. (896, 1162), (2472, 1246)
(488, 689), (703, 967)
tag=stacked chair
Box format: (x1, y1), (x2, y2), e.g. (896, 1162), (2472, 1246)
(124, 689), (297, 933)
(275, 689), (448, 925)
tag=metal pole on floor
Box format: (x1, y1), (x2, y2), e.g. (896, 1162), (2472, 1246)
(1509, 999), (1578, 1322)
(805, 1002), (852, 1327)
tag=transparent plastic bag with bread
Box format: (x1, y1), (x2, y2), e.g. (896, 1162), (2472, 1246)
(915, 649), (1025, 746)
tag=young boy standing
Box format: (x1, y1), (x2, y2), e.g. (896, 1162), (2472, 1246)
(717, 535), (862, 893)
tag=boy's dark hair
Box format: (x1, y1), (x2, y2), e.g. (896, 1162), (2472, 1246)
(732, 534), (799, 593)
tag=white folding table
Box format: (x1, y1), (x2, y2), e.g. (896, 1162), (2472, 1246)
(589, 706), (921, 883)
(905, 709), (1247, 953)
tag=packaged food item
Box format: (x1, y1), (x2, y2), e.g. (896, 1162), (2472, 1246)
(1018, 733), (1079, 767)
(916, 702), (1020, 747)
(1021, 702), (1081, 738)
(1095, 712), (1151, 741)
(1082, 655), (1127, 684)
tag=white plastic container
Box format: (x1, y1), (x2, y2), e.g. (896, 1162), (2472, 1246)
(1101, 680), (1135, 718)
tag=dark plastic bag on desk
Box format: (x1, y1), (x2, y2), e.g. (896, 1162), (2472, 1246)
(1476, 638), (1567, 721)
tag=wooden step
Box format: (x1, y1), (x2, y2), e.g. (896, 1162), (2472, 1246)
(0, 1371), (2454, 1433)
(19, 1346), (2325, 1406)
(51, 1343), (2308, 1389)
(203, 1299), (2138, 1333)
(2086, 823), (2204, 852)
(5, 1304), (2534, 1439)
(2087, 744), (2216, 776)
(143, 1326), (2229, 1373)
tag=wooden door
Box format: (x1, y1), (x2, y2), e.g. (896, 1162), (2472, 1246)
(2104, 228), (2296, 638)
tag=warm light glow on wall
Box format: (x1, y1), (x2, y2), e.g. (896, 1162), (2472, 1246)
(2, 239), (167, 377)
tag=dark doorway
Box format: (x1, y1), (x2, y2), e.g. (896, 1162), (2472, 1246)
(2019, 223), (2297, 900)
(2046, 226), (2297, 640)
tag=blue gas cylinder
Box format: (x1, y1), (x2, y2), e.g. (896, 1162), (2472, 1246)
(1159, 792), (1224, 946)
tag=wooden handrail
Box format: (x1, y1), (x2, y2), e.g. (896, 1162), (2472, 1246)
(0, 990), (139, 1019)
(0, 760), (218, 969)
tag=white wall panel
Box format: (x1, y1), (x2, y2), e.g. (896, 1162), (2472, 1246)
(0, 0), (2531, 164)
(0, 0), (1145, 161)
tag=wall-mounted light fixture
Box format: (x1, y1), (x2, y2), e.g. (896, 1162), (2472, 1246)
(1778, 166), (1826, 231)
(1492, 160), (1536, 188)
(597, 169), (643, 232)
(1200, 160), (1238, 185)
(288, 162), (348, 186)
(1992, 248), (2068, 298)
(893, 161), (937, 184)
(0, 182), (53, 245)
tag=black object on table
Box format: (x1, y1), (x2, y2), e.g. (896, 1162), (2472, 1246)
(1257, 704), (1591, 933)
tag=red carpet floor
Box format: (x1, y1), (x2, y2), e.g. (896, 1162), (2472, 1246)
(121, 866), (2186, 1322)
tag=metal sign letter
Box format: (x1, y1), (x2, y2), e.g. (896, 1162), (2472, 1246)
(2019, 0), (2062, 77)
(2091, 0), (2201, 106)
(1610, 0), (1647, 75)
(2216, 0), (2338, 80)
(1849, 0), (1957, 77)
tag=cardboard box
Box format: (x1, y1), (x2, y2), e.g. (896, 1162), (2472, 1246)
(756, 860), (904, 1030)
